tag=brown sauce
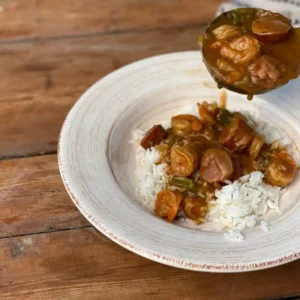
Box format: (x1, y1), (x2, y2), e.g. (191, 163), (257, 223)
(143, 99), (297, 223)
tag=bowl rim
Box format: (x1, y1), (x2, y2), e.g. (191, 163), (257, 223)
(58, 51), (300, 273)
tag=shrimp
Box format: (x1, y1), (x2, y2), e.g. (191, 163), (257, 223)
(216, 58), (236, 72)
(170, 144), (198, 176)
(248, 55), (286, 89)
(171, 114), (203, 137)
(212, 25), (241, 40)
(220, 35), (261, 66)
(182, 196), (208, 223)
(265, 152), (296, 187)
(197, 103), (216, 125)
(210, 40), (223, 49)
(155, 189), (183, 222)
(248, 134), (265, 159)
(216, 58), (245, 84)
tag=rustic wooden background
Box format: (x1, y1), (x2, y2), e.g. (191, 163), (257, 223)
(1, 1), (300, 299)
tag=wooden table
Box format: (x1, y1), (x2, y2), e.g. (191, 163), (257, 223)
(1, 1), (300, 299)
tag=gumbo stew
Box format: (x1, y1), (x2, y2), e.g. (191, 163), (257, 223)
(201, 8), (300, 99)
(140, 100), (297, 224)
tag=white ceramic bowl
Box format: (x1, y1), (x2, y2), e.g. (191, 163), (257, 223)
(59, 51), (300, 272)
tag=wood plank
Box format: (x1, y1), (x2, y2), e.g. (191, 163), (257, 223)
(0, 154), (89, 238)
(0, 26), (205, 157)
(0, 227), (299, 299)
(0, 0), (223, 41)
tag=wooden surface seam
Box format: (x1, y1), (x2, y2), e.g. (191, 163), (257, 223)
(0, 22), (208, 46)
(0, 225), (92, 241)
(0, 226), (300, 299)
(0, 150), (57, 161)
(0, 0), (223, 41)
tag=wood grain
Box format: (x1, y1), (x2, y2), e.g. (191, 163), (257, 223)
(0, 154), (89, 238)
(0, 227), (299, 299)
(0, 0), (223, 41)
(0, 154), (299, 298)
(2, 0), (299, 298)
(0, 26), (205, 158)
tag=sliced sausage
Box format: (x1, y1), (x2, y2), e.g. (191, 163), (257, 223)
(252, 15), (292, 43)
(140, 125), (166, 149)
(248, 55), (286, 89)
(234, 154), (259, 175)
(200, 148), (233, 183)
(231, 156), (242, 181)
(219, 115), (255, 151)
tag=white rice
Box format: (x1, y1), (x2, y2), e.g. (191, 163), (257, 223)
(260, 220), (269, 233)
(133, 131), (168, 211)
(207, 171), (280, 241)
